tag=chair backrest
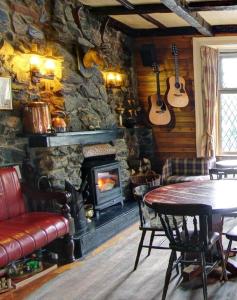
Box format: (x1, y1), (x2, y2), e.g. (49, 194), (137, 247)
(152, 203), (212, 251)
(0, 167), (26, 221)
(133, 185), (157, 228)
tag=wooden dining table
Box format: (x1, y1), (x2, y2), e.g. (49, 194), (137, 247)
(145, 180), (237, 275)
(145, 180), (237, 214)
(144, 180), (237, 233)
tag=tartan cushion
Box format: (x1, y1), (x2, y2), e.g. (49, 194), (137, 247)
(171, 158), (215, 176)
(165, 175), (210, 185)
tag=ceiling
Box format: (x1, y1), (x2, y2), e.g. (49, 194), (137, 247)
(79, 0), (237, 36)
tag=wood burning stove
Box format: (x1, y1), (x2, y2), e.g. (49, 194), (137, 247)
(82, 159), (124, 219)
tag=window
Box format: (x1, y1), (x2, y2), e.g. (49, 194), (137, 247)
(193, 36), (237, 157)
(218, 52), (237, 155)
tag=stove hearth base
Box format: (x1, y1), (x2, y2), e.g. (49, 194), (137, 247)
(74, 201), (138, 258)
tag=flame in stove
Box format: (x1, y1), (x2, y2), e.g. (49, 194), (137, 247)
(98, 177), (116, 192)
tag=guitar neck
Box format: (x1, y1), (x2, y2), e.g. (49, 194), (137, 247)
(174, 54), (179, 83)
(156, 72), (162, 105)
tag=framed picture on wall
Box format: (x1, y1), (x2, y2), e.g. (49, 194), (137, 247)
(0, 77), (12, 110)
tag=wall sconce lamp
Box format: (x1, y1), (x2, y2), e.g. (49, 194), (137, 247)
(103, 70), (124, 89)
(29, 47), (57, 84)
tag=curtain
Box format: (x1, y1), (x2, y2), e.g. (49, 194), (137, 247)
(200, 46), (218, 157)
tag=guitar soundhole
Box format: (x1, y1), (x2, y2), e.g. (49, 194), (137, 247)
(175, 82), (180, 89)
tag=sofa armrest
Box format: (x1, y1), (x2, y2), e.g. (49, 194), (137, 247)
(21, 184), (75, 235)
(161, 159), (172, 184)
(22, 183), (70, 211)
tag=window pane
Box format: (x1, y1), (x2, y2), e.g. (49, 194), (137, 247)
(220, 56), (237, 88)
(220, 93), (237, 152)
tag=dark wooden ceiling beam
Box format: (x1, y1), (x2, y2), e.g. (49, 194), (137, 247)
(188, 1), (237, 12)
(108, 23), (237, 37)
(133, 26), (200, 37)
(160, 0), (213, 36)
(116, 0), (166, 28)
(107, 17), (135, 36)
(132, 25), (237, 37)
(88, 4), (170, 15)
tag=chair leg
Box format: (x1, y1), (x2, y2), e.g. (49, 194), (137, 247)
(162, 250), (176, 300)
(224, 239), (233, 276)
(174, 251), (179, 275)
(216, 239), (228, 281)
(147, 231), (155, 257)
(201, 251), (208, 300)
(134, 229), (146, 271)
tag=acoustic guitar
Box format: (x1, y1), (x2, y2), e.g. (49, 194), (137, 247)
(148, 64), (171, 126)
(167, 44), (189, 108)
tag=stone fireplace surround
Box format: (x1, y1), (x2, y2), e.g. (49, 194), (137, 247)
(25, 129), (137, 258)
(27, 130), (130, 197)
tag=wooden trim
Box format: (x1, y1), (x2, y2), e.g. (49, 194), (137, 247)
(133, 26), (200, 37)
(108, 23), (237, 38)
(188, 1), (237, 12)
(213, 25), (237, 34)
(107, 17), (136, 36)
(160, 0), (213, 36)
(88, 4), (170, 15)
(115, 0), (166, 28)
(140, 14), (166, 29)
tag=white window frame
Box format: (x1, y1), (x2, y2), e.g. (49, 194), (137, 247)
(193, 36), (237, 157)
(217, 52), (237, 155)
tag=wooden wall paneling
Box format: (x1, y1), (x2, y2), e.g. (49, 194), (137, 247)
(135, 36), (196, 172)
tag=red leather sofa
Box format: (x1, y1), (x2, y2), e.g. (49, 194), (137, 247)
(0, 167), (75, 268)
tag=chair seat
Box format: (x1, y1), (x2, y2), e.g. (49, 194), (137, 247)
(165, 175), (210, 184)
(226, 225), (237, 241)
(143, 215), (183, 230)
(171, 231), (220, 252)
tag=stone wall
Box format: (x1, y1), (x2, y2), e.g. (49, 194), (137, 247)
(0, 0), (133, 194)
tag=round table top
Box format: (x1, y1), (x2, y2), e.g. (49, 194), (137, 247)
(144, 180), (237, 214)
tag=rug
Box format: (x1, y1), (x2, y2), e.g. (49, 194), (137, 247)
(27, 218), (237, 300)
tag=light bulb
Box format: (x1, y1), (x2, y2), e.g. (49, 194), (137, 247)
(45, 59), (56, 71)
(30, 55), (40, 66)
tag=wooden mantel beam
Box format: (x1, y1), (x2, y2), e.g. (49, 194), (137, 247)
(160, 0), (213, 36)
(116, 0), (166, 28)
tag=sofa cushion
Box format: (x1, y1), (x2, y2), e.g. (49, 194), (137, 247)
(0, 167), (26, 221)
(0, 212), (69, 267)
(165, 175), (210, 184)
(171, 158), (214, 176)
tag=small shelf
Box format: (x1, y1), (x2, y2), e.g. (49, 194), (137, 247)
(18, 130), (122, 148)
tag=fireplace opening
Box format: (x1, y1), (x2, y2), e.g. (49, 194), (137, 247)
(97, 170), (118, 192)
(82, 160), (124, 219)
(81, 144), (124, 219)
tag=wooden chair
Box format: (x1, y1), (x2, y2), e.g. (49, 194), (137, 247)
(225, 226), (237, 271)
(209, 170), (237, 229)
(150, 202), (227, 300)
(133, 185), (181, 272)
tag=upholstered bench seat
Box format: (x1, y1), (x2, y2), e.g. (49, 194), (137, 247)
(164, 175), (210, 184)
(0, 167), (74, 268)
(0, 212), (69, 268)
(162, 157), (216, 185)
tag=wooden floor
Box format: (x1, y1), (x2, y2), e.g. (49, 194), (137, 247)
(0, 224), (137, 300)
(1, 219), (237, 300)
